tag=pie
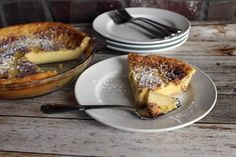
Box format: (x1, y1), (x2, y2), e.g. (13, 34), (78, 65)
(0, 22), (92, 85)
(128, 53), (196, 118)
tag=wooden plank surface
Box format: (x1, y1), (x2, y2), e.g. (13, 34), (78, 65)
(0, 92), (235, 124)
(0, 23), (235, 156)
(189, 24), (236, 42)
(0, 117), (235, 157)
(0, 151), (75, 157)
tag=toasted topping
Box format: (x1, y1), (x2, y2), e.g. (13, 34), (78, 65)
(0, 22), (87, 55)
(0, 70), (57, 85)
(133, 66), (163, 90)
(0, 36), (58, 55)
(128, 53), (193, 89)
(0, 52), (23, 78)
(16, 61), (40, 78)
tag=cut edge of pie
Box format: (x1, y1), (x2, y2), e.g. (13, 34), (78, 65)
(25, 36), (91, 64)
(128, 53), (196, 117)
(136, 91), (180, 118)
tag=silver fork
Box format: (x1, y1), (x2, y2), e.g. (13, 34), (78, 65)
(117, 9), (182, 36)
(109, 10), (169, 39)
(41, 103), (150, 120)
(41, 101), (181, 120)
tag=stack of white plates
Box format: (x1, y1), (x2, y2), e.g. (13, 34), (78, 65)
(93, 7), (191, 53)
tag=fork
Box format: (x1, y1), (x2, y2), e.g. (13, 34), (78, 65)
(40, 103), (151, 120)
(109, 10), (169, 39)
(41, 100), (181, 120)
(117, 9), (182, 35)
(41, 102), (181, 120)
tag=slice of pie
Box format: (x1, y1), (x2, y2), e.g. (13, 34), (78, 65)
(128, 53), (196, 118)
(0, 22), (92, 84)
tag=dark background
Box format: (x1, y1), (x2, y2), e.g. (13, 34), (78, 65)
(0, 0), (235, 27)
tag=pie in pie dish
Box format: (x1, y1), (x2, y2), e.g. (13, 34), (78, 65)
(0, 22), (92, 85)
(128, 53), (196, 118)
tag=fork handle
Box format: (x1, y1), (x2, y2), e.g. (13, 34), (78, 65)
(135, 17), (182, 34)
(136, 19), (173, 36)
(41, 103), (134, 114)
(129, 21), (167, 39)
(41, 104), (80, 113)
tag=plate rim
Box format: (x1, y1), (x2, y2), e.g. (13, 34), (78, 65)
(106, 32), (189, 49)
(74, 55), (217, 132)
(106, 35), (188, 53)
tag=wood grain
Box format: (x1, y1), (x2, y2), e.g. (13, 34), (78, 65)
(0, 151), (75, 157)
(189, 24), (236, 42)
(0, 117), (235, 157)
(94, 41), (236, 56)
(0, 94), (235, 124)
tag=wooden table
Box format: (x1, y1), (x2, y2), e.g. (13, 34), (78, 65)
(0, 22), (235, 157)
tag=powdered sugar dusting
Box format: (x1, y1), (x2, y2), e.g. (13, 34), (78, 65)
(1, 37), (56, 56)
(0, 37), (60, 78)
(134, 66), (163, 89)
(171, 101), (199, 120)
(96, 72), (133, 105)
(101, 76), (131, 97)
(0, 55), (15, 77)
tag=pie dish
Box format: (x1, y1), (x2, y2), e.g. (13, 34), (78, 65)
(128, 53), (196, 117)
(0, 22), (93, 99)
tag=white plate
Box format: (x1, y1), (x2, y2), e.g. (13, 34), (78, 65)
(75, 55), (217, 132)
(106, 35), (188, 53)
(106, 32), (189, 49)
(93, 7), (190, 45)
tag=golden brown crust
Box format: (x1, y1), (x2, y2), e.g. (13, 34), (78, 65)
(128, 53), (194, 89)
(136, 104), (162, 118)
(146, 103), (162, 117)
(0, 70), (57, 85)
(0, 22), (87, 51)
